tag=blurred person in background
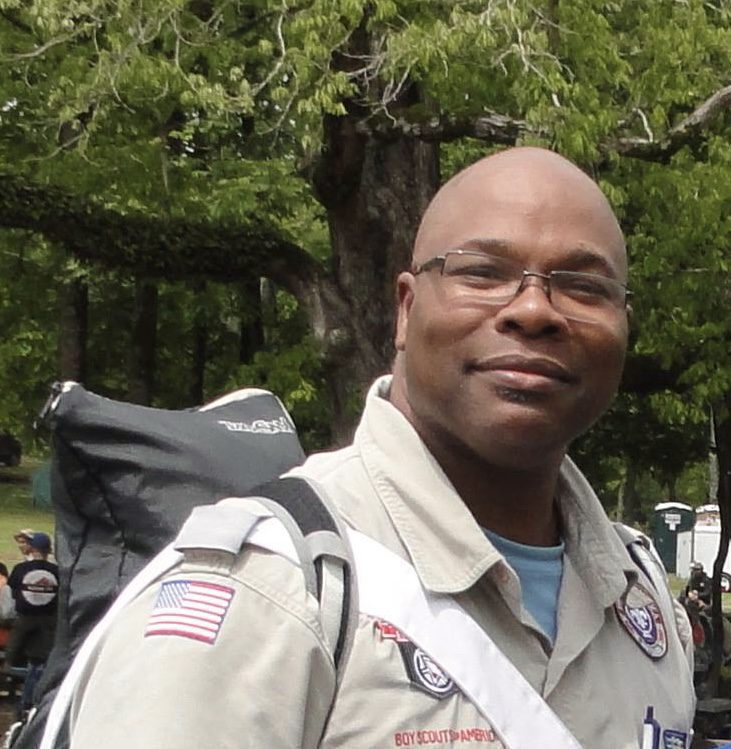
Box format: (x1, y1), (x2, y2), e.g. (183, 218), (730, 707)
(6, 532), (59, 717)
(0, 561), (16, 648)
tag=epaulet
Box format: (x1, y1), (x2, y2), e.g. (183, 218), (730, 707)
(613, 522), (669, 595)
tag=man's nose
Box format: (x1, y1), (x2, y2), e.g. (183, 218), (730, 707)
(493, 277), (569, 337)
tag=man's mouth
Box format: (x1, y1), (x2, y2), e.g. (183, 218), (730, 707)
(467, 354), (578, 392)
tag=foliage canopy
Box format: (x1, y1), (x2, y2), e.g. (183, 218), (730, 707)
(0, 0), (729, 509)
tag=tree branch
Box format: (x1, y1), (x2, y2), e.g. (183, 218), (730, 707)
(0, 173), (356, 352)
(356, 110), (533, 144)
(360, 83), (731, 163)
(605, 84), (731, 162)
(5, 32), (76, 61)
(0, 172), (344, 325)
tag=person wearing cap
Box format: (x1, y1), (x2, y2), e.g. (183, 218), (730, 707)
(5, 533), (59, 678)
(13, 529), (36, 561)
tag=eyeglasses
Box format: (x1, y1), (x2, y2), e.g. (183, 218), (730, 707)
(412, 250), (631, 324)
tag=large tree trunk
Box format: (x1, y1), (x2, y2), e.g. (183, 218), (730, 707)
(57, 278), (88, 383)
(127, 279), (158, 405)
(313, 112), (440, 441)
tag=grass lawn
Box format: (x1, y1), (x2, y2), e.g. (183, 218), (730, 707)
(0, 457), (54, 566)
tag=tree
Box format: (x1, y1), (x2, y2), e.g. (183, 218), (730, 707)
(0, 0), (729, 448)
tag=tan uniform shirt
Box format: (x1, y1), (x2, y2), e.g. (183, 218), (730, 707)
(69, 377), (695, 749)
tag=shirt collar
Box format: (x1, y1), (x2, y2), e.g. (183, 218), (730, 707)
(354, 376), (636, 605)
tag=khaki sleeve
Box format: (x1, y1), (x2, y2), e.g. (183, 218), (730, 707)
(69, 550), (337, 749)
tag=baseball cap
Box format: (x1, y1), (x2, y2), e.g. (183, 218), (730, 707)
(28, 532), (52, 553)
(13, 528), (35, 542)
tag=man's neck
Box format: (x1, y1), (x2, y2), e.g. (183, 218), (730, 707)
(424, 431), (564, 547)
(456, 463), (561, 546)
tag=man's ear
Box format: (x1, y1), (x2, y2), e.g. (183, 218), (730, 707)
(394, 272), (416, 352)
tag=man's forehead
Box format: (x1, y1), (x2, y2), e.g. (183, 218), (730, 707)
(413, 147), (626, 271)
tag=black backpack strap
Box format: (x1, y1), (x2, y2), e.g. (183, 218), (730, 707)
(248, 476), (356, 673)
(173, 475), (356, 674)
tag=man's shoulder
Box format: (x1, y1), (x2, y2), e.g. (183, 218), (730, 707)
(285, 442), (400, 545)
(292, 443), (361, 479)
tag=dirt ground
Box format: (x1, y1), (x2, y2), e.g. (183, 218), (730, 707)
(0, 671), (21, 743)
(0, 699), (16, 741)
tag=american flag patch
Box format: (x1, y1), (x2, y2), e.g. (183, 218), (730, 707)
(145, 579), (234, 645)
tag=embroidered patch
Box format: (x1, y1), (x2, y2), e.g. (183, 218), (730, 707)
(376, 619), (409, 642)
(614, 582), (667, 659)
(398, 642), (459, 699)
(663, 729), (689, 749)
(145, 579), (234, 645)
(375, 620), (458, 699)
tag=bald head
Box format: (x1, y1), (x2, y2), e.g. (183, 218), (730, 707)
(413, 146), (627, 278)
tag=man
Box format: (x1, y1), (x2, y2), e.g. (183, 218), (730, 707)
(66, 148), (694, 748)
(684, 562), (711, 606)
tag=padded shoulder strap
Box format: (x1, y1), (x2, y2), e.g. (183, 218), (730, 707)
(172, 476), (356, 672)
(247, 476), (357, 671)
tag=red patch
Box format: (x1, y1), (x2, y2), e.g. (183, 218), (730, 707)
(376, 619), (409, 642)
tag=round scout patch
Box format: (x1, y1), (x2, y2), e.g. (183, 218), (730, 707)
(614, 582), (667, 659)
(412, 648), (455, 696)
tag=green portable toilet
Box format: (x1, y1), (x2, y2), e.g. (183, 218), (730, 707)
(32, 460), (52, 509)
(651, 502), (695, 573)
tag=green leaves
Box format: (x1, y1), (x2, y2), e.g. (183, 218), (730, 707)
(0, 0), (730, 463)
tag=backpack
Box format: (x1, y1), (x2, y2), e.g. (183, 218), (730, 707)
(8, 382), (353, 749)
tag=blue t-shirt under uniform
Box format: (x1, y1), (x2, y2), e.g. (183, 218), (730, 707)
(483, 528), (564, 646)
